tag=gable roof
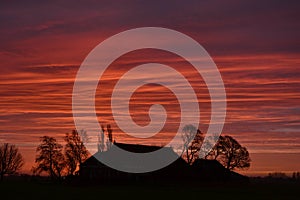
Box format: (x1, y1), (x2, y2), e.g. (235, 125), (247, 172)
(113, 142), (164, 153)
(81, 142), (180, 167)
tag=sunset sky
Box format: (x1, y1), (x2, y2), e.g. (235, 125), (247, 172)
(1, 0), (300, 176)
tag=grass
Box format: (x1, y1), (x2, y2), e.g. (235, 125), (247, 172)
(0, 180), (299, 200)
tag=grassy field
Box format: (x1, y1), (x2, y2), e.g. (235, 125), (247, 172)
(0, 180), (299, 200)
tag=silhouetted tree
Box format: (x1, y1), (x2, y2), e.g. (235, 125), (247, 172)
(292, 172), (300, 180)
(197, 135), (218, 160)
(268, 172), (288, 179)
(181, 124), (204, 165)
(0, 143), (24, 181)
(64, 130), (89, 175)
(98, 125), (106, 152)
(106, 124), (113, 150)
(211, 135), (251, 170)
(34, 136), (65, 180)
(107, 125), (113, 141)
(97, 124), (114, 151)
(64, 150), (77, 177)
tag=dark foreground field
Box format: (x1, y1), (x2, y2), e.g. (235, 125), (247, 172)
(0, 180), (299, 200)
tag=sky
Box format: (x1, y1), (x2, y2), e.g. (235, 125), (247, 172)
(0, 0), (300, 176)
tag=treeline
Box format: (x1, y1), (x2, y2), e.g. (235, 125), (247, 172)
(267, 172), (300, 180)
(2, 124), (252, 181)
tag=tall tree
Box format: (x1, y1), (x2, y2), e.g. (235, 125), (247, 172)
(34, 136), (65, 180)
(211, 135), (251, 170)
(106, 124), (113, 150)
(181, 124), (204, 165)
(98, 125), (106, 152)
(64, 130), (89, 175)
(98, 124), (114, 151)
(0, 143), (24, 181)
(198, 135), (220, 159)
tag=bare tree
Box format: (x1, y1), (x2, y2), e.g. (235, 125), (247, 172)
(64, 150), (77, 176)
(106, 124), (113, 150)
(181, 125), (204, 165)
(34, 136), (65, 180)
(292, 172), (300, 180)
(98, 124), (114, 151)
(199, 135), (220, 160)
(211, 135), (251, 170)
(107, 125), (113, 142)
(268, 172), (289, 179)
(0, 143), (24, 181)
(98, 125), (106, 152)
(64, 130), (89, 175)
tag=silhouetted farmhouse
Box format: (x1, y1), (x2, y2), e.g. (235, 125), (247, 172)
(79, 142), (248, 183)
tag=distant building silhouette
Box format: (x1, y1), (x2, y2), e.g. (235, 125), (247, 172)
(79, 142), (248, 183)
